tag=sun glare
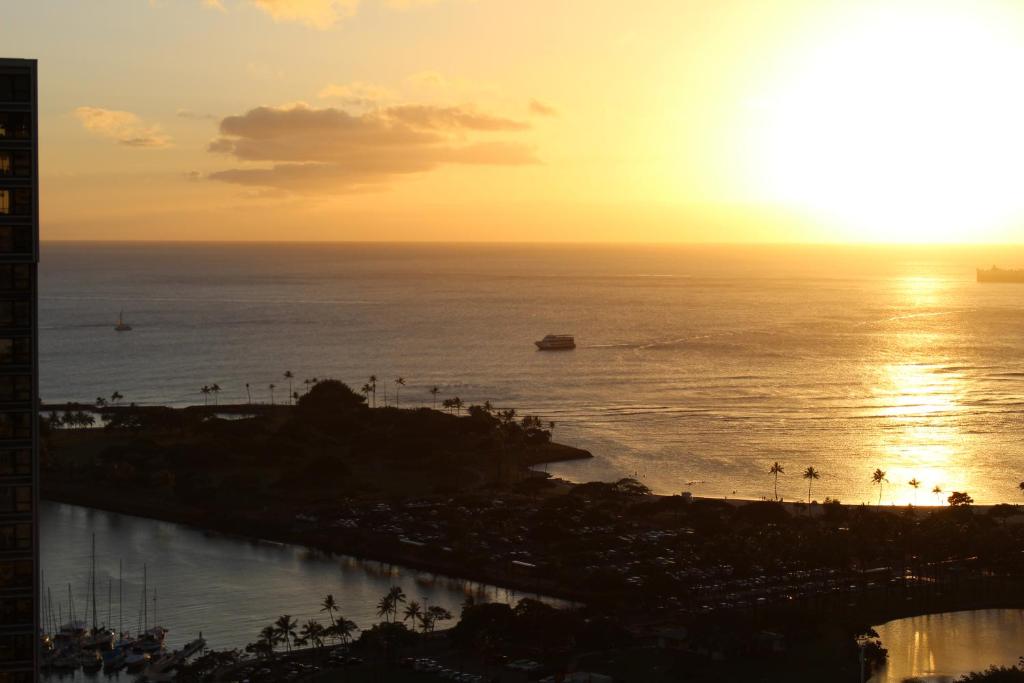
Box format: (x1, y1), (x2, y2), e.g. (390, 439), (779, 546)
(749, 3), (1024, 242)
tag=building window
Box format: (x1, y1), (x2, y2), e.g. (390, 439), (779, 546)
(0, 633), (33, 664)
(0, 596), (32, 626)
(0, 338), (31, 366)
(0, 413), (32, 440)
(0, 189), (30, 216)
(0, 265), (31, 292)
(0, 450), (31, 476)
(0, 74), (31, 103)
(0, 486), (30, 513)
(0, 153), (29, 179)
(0, 377), (30, 403)
(0, 300), (30, 328)
(0, 522), (31, 551)
(0, 559), (32, 587)
(0, 228), (32, 255)
(0, 112), (29, 140)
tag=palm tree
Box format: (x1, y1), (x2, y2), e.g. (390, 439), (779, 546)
(258, 625), (278, 656)
(110, 391), (123, 406)
(376, 595), (392, 623)
(95, 397), (107, 408)
(284, 371), (294, 404)
(210, 383), (221, 406)
(245, 383), (252, 404)
(394, 377), (405, 408)
(872, 468), (888, 505)
(802, 466), (820, 504)
(430, 386), (439, 409)
(200, 385), (210, 406)
(299, 619), (324, 649)
(908, 478), (921, 504)
(1018, 481), (1024, 498)
(360, 383), (372, 404)
(769, 462), (784, 501)
(933, 484), (943, 505)
(368, 375), (378, 408)
(274, 614), (297, 652)
(320, 594), (337, 631)
(268, 383), (276, 405)
(329, 616), (357, 645)
(402, 600), (422, 628)
(453, 397), (464, 415)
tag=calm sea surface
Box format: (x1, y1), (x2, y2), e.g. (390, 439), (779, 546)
(39, 242), (1024, 504)
(40, 502), (543, 681)
(871, 609), (1024, 682)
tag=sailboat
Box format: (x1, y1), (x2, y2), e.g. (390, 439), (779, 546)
(114, 310), (132, 332)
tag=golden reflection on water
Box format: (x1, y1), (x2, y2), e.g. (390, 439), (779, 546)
(873, 610), (1024, 682)
(872, 276), (974, 506)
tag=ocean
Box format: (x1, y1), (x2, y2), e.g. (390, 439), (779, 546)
(39, 242), (1024, 505)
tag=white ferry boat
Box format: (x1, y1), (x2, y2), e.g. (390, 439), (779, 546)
(535, 334), (576, 351)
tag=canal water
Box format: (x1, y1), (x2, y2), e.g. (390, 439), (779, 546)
(40, 501), (555, 681)
(870, 609), (1024, 682)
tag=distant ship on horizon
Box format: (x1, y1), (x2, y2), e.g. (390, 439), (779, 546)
(535, 334), (576, 351)
(977, 266), (1024, 283)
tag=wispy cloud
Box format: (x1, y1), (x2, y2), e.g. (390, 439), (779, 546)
(317, 81), (397, 107)
(529, 99), (558, 117)
(197, 0), (455, 28)
(177, 108), (218, 121)
(73, 107), (172, 148)
(208, 102), (536, 192)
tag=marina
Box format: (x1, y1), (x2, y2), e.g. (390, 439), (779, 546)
(39, 501), (561, 681)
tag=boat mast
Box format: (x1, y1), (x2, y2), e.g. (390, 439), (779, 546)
(107, 577), (111, 630)
(119, 559), (123, 638)
(91, 534), (98, 631)
(143, 564), (147, 633)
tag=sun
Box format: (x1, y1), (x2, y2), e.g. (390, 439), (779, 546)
(746, 2), (1024, 242)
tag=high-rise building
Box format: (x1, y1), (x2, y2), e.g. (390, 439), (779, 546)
(0, 58), (38, 683)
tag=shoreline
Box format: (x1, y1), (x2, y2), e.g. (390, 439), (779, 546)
(40, 482), (590, 604)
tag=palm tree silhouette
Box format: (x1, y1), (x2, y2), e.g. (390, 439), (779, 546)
(320, 594), (337, 631)
(402, 600), (422, 627)
(110, 391), (123, 406)
(368, 375), (377, 408)
(908, 478), (921, 504)
(430, 386), (439, 409)
(394, 377), (405, 408)
(245, 383), (252, 404)
(258, 625), (278, 655)
(872, 468), (888, 505)
(284, 371), (294, 404)
(360, 383), (371, 404)
(453, 397), (464, 415)
(299, 620), (324, 649)
(769, 462), (784, 501)
(268, 383), (276, 405)
(1018, 481), (1024, 498)
(210, 383), (221, 406)
(802, 466), (820, 504)
(274, 614), (297, 652)
(200, 385), (210, 406)
(933, 484), (943, 505)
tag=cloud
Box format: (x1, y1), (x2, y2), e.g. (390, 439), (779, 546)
(73, 107), (172, 148)
(529, 99), (558, 117)
(208, 102), (536, 192)
(177, 108), (218, 121)
(317, 81), (397, 107)
(247, 0), (358, 28)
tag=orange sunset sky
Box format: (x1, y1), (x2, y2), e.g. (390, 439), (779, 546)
(6, 0), (1024, 243)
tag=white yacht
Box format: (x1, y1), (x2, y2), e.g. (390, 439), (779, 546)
(535, 334), (576, 350)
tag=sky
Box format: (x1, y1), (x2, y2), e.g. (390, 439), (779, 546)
(7, 0), (1024, 243)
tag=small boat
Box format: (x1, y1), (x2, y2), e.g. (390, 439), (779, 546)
(114, 310), (132, 332)
(535, 334), (576, 351)
(125, 647), (150, 672)
(102, 646), (127, 671)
